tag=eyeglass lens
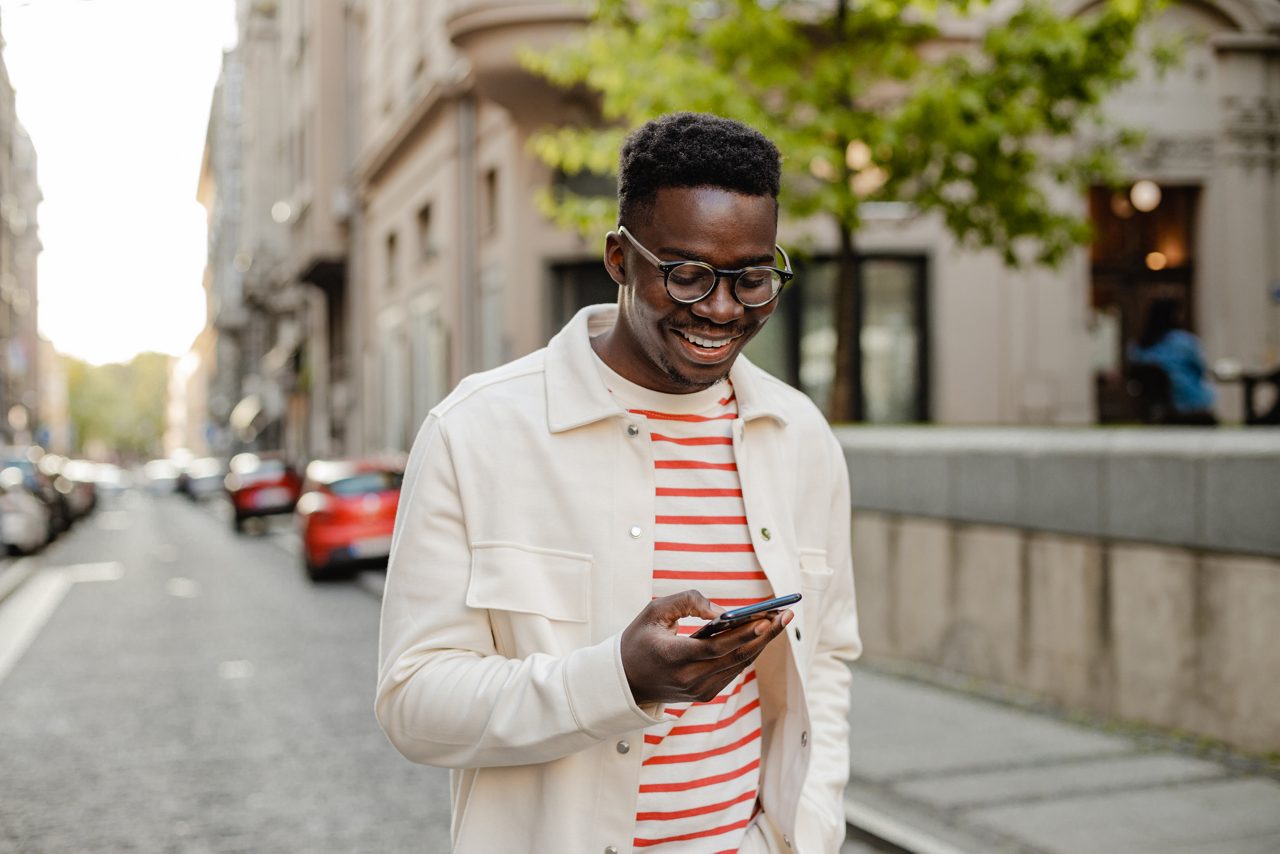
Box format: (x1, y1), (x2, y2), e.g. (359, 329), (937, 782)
(667, 263), (783, 307)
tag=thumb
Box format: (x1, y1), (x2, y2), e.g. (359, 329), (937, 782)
(657, 589), (722, 625)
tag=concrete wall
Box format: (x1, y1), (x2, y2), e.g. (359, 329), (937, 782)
(841, 428), (1280, 753)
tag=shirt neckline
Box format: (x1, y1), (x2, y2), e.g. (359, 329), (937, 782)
(588, 338), (732, 415)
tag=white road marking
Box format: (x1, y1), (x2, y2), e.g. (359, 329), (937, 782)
(66, 561), (126, 583)
(0, 557), (36, 602)
(165, 577), (202, 599)
(0, 561), (127, 687)
(0, 570), (73, 686)
(218, 660), (255, 680)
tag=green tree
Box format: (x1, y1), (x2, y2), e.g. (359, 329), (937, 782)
(65, 351), (170, 459)
(524, 0), (1166, 420)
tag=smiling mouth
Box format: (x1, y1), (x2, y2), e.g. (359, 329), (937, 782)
(671, 328), (742, 363)
(676, 329), (737, 349)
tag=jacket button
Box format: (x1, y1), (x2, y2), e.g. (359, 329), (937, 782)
(605, 847), (618, 854)
(626, 423), (639, 436)
(761, 527), (772, 540)
(783, 834), (792, 848)
(616, 740), (630, 754)
(794, 627), (802, 642)
(800, 730), (808, 747)
(629, 526), (642, 539)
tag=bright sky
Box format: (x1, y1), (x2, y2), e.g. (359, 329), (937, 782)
(2, 0), (236, 365)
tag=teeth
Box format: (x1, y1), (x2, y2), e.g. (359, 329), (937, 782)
(680, 331), (732, 348)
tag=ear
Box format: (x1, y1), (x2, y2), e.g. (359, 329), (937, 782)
(603, 231), (627, 286)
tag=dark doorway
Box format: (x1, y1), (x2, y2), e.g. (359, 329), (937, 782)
(1089, 183), (1200, 423)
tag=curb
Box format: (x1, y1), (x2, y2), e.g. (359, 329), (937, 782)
(844, 785), (1030, 854)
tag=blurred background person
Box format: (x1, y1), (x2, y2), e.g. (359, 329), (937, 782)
(1128, 297), (1217, 425)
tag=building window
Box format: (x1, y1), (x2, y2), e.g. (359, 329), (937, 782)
(552, 168), (616, 200)
(746, 254), (929, 423)
(410, 301), (450, 427)
(385, 232), (398, 290)
(550, 254), (929, 422)
(481, 168), (498, 237)
(549, 261), (620, 336)
(416, 204), (435, 261)
(379, 323), (410, 452)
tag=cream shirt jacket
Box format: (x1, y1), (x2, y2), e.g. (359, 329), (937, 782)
(376, 305), (862, 853)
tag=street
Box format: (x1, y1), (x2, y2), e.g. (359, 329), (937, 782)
(0, 489), (452, 852)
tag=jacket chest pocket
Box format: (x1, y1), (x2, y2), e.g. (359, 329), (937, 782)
(796, 549), (835, 666)
(466, 542), (593, 659)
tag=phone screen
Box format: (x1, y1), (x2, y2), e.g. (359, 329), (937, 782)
(690, 593), (801, 639)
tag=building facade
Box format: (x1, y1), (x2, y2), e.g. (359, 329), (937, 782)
(200, 0), (1279, 461)
(0, 32), (40, 447)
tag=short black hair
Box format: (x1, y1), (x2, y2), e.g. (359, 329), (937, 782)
(617, 112), (781, 227)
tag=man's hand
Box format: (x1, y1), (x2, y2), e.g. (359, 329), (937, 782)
(621, 589), (793, 706)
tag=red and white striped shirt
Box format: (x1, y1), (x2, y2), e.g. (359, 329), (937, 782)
(594, 356), (775, 853)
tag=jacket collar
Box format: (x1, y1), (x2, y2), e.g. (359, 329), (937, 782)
(545, 304), (790, 433)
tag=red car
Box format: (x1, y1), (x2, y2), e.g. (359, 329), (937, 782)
(224, 452), (302, 532)
(295, 458), (403, 581)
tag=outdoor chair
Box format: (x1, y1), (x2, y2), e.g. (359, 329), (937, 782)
(1126, 363), (1175, 424)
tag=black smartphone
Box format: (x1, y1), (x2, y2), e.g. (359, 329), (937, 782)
(690, 593), (802, 639)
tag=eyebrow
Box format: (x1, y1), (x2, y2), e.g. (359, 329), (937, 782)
(655, 245), (779, 267)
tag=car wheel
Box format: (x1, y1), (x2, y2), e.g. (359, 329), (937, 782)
(305, 557), (328, 582)
(233, 513), (244, 533)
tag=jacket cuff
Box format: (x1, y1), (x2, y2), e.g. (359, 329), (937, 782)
(564, 633), (667, 737)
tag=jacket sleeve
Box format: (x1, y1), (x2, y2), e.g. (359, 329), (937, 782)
(375, 414), (663, 768)
(796, 430), (863, 852)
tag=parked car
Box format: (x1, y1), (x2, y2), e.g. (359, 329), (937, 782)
(91, 463), (131, 501)
(295, 458), (403, 581)
(0, 465), (51, 554)
(178, 457), (226, 501)
(143, 458), (181, 494)
(59, 459), (99, 519)
(1, 447), (70, 539)
(225, 452), (302, 532)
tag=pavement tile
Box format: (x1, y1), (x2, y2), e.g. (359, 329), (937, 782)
(897, 753), (1229, 809)
(849, 666), (1131, 784)
(967, 778), (1280, 854)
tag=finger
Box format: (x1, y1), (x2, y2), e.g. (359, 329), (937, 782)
(701, 610), (791, 665)
(656, 589), (722, 624)
(697, 608), (790, 657)
(690, 627), (781, 700)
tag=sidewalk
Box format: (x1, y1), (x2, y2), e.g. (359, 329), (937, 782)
(845, 663), (1280, 854)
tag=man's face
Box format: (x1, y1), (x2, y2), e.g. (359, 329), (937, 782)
(603, 186), (781, 394)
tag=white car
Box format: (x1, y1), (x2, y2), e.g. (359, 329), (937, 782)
(0, 466), (51, 554)
(143, 459), (180, 494)
(91, 463), (131, 500)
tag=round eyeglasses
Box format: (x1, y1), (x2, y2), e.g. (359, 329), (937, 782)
(617, 226), (793, 308)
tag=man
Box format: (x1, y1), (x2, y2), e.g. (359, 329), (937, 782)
(377, 112), (861, 853)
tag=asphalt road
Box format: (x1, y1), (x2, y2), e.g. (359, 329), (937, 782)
(0, 489), (451, 853)
(0, 489), (891, 854)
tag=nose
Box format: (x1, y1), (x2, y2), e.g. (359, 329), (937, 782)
(692, 274), (744, 324)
